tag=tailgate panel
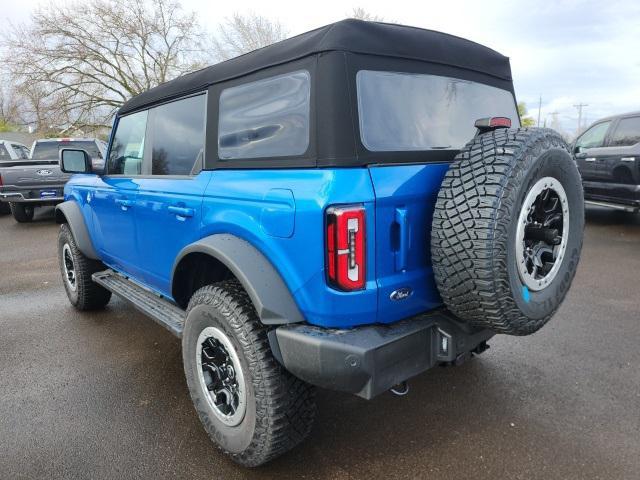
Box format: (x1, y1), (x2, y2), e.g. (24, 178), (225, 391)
(368, 163), (449, 323)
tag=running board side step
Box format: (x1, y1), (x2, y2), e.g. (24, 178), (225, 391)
(585, 200), (639, 213)
(92, 269), (185, 337)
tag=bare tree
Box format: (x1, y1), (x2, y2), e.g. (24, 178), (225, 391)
(0, 82), (20, 131)
(2, 0), (207, 133)
(349, 7), (385, 22)
(211, 13), (288, 61)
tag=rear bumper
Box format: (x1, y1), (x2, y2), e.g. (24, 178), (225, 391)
(270, 310), (494, 399)
(0, 187), (65, 204)
(583, 181), (640, 208)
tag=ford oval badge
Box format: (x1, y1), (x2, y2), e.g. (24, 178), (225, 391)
(36, 169), (52, 176)
(390, 287), (413, 301)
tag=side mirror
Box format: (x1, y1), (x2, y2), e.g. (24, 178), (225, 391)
(59, 148), (93, 174)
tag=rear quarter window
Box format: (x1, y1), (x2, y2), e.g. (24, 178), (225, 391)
(218, 70), (311, 160)
(356, 70), (519, 151)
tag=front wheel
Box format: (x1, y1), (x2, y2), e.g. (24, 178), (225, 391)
(182, 281), (316, 467)
(10, 203), (34, 223)
(58, 224), (112, 310)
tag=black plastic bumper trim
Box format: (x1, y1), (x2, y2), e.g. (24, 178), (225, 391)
(272, 310), (494, 399)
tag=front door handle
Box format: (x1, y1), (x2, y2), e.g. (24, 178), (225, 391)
(168, 205), (194, 218)
(585, 157), (596, 162)
(115, 198), (134, 210)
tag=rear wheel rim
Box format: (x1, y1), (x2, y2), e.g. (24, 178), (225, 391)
(196, 326), (247, 427)
(516, 176), (569, 291)
(62, 244), (77, 291)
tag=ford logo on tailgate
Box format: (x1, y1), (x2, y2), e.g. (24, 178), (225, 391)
(390, 287), (413, 301)
(36, 169), (52, 176)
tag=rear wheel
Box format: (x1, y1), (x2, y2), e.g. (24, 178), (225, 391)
(182, 281), (316, 467)
(58, 224), (112, 310)
(431, 128), (584, 335)
(10, 203), (34, 223)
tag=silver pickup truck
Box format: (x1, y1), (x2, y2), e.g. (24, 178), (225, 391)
(0, 138), (106, 222)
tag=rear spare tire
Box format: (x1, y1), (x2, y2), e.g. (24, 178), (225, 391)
(431, 128), (584, 335)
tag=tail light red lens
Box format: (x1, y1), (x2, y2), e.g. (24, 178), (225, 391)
(326, 204), (366, 291)
(474, 116), (512, 129)
(0, 174), (3, 186)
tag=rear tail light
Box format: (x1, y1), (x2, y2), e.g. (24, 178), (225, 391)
(0, 173), (3, 186)
(326, 204), (366, 291)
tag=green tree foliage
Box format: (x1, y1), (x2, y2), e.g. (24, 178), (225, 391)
(518, 102), (536, 127)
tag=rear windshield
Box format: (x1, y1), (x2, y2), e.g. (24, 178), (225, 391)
(31, 141), (102, 160)
(356, 70), (519, 152)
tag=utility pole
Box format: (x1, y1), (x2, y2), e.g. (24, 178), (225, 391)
(573, 103), (588, 134)
(537, 96), (542, 127)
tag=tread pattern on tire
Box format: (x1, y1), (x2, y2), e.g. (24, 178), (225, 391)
(58, 223), (112, 310)
(186, 280), (316, 467)
(431, 128), (575, 335)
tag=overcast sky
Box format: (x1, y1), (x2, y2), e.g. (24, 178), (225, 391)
(4, 0), (639, 136)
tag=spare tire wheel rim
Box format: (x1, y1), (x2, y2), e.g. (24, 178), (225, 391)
(516, 176), (569, 292)
(196, 326), (247, 427)
(62, 243), (77, 292)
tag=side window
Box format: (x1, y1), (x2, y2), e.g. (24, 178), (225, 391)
(0, 144), (10, 160)
(218, 70), (311, 160)
(108, 110), (148, 175)
(148, 94), (206, 175)
(12, 144), (30, 159)
(576, 121), (611, 149)
(609, 117), (640, 147)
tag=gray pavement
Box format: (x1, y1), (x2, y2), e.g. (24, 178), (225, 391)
(0, 206), (639, 479)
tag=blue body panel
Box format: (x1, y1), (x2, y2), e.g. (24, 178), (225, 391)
(64, 163), (449, 328)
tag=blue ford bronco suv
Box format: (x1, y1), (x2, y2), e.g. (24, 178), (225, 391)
(55, 20), (584, 466)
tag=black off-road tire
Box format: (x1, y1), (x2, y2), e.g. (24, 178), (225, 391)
(182, 280), (316, 467)
(58, 223), (112, 310)
(431, 128), (584, 335)
(10, 202), (35, 223)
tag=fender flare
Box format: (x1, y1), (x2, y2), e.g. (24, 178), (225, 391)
(172, 234), (304, 325)
(55, 201), (99, 260)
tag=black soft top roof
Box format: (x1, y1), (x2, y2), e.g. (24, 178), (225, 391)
(119, 19), (512, 115)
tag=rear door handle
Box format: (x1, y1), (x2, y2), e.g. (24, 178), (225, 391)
(394, 207), (409, 272)
(621, 157), (636, 162)
(168, 205), (194, 218)
(115, 198), (134, 209)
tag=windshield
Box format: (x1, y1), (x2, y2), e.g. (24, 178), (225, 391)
(356, 70), (519, 152)
(31, 141), (102, 160)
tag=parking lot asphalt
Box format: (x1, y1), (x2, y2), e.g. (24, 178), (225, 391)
(0, 206), (639, 480)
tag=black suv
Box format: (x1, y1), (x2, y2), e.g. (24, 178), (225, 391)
(573, 112), (640, 212)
